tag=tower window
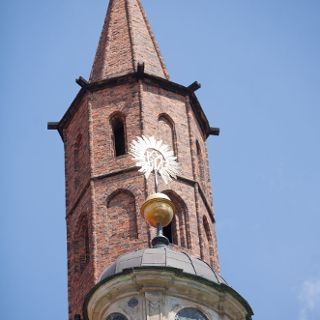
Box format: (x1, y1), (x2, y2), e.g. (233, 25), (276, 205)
(79, 225), (90, 272)
(203, 215), (215, 265)
(163, 222), (173, 243)
(158, 114), (177, 156)
(73, 134), (82, 171)
(107, 189), (138, 241)
(110, 115), (126, 157)
(73, 134), (82, 189)
(73, 216), (90, 274)
(162, 191), (189, 248)
(196, 140), (205, 181)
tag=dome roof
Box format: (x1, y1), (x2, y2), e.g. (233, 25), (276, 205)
(100, 247), (227, 285)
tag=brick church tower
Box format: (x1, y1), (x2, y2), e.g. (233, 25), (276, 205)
(49, 1), (253, 320)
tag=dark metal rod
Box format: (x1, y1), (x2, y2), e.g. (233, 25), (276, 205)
(154, 170), (159, 193)
(156, 223), (163, 237)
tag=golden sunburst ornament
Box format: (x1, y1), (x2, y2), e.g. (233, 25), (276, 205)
(129, 136), (180, 184)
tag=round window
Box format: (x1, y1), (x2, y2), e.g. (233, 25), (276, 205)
(106, 313), (128, 320)
(175, 308), (208, 320)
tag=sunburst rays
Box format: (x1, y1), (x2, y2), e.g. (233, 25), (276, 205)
(129, 136), (180, 184)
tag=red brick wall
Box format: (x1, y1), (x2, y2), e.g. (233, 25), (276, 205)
(66, 186), (94, 319)
(64, 96), (91, 211)
(89, 82), (142, 176)
(62, 79), (220, 318)
(90, 0), (169, 82)
(92, 173), (148, 278)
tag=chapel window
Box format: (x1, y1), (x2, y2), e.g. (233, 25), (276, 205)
(175, 308), (208, 320)
(106, 313), (128, 320)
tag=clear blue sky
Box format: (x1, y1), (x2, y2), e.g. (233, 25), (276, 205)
(1, 1), (319, 319)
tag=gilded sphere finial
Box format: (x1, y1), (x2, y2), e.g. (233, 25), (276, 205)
(140, 193), (175, 228)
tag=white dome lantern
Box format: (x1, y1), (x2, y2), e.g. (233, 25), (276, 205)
(84, 247), (253, 320)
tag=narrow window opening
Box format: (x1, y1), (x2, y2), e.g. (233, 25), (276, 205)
(163, 222), (173, 243)
(111, 116), (126, 156)
(77, 219), (90, 274)
(73, 134), (82, 171)
(114, 121), (125, 156)
(73, 134), (82, 189)
(203, 215), (215, 265)
(158, 114), (177, 157)
(162, 191), (189, 247)
(196, 141), (205, 181)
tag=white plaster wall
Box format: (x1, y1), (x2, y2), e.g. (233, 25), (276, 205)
(103, 293), (222, 320)
(87, 269), (251, 320)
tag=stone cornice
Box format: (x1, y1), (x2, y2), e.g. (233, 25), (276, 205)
(83, 267), (253, 320)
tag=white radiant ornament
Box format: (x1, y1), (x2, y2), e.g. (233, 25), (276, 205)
(129, 136), (180, 184)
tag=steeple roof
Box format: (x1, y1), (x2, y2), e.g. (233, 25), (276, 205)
(89, 0), (169, 82)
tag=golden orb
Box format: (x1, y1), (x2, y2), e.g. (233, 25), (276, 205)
(140, 193), (175, 228)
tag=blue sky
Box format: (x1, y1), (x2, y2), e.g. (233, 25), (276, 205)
(1, 0), (320, 319)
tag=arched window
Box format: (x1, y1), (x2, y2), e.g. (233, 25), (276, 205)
(158, 114), (177, 156)
(73, 215), (90, 274)
(107, 190), (137, 241)
(110, 114), (126, 157)
(162, 191), (190, 248)
(79, 223), (90, 272)
(175, 308), (208, 320)
(196, 140), (205, 181)
(163, 219), (173, 243)
(73, 134), (82, 189)
(203, 215), (215, 264)
(106, 313), (128, 320)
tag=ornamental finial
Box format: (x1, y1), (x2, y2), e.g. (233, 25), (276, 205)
(129, 136), (180, 247)
(129, 135), (180, 186)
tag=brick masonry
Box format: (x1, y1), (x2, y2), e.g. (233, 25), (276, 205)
(90, 0), (169, 82)
(62, 79), (220, 318)
(57, 0), (220, 318)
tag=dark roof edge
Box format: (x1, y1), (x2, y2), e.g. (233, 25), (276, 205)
(49, 73), (219, 141)
(47, 87), (86, 140)
(82, 266), (253, 320)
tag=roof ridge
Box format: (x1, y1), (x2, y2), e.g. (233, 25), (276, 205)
(135, 0), (169, 79)
(181, 251), (198, 276)
(89, 0), (169, 82)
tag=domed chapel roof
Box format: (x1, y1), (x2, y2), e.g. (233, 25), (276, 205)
(85, 246), (253, 320)
(100, 246), (227, 285)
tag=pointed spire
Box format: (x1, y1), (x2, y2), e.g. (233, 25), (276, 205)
(90, 0), (169, 82)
